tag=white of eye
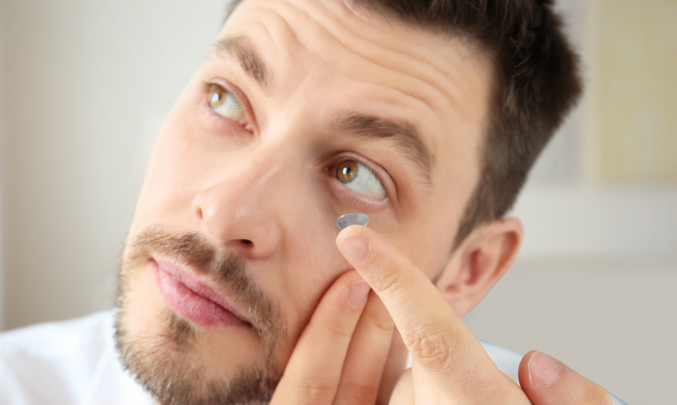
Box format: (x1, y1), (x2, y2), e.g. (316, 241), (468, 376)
(335, 160), (387, 199)
(208, 86), (245, 121)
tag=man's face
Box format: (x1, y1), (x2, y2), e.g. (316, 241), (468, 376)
(115, 0), (493, 403)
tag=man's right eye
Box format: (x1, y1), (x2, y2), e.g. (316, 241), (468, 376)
(207, 84), (246, 122)
(335, 158), (387, 200)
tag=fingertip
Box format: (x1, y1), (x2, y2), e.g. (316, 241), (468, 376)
(336, 224), (369, 241)
(337, 226), (371, 263)
(520, 350), (564, 389)
(520, 351), (615, 405)
(519, 350), (559, 404)
(527, 351), (563, 387)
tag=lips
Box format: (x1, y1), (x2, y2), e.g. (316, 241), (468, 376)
(154, 259), (252, 328)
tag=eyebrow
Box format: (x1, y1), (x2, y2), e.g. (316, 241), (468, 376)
(208, 36), (271, 89)
(331, 113), (435, 185)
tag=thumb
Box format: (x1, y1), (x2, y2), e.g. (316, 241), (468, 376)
(519, 351), (625, 405)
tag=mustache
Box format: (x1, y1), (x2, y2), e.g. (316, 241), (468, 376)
(127, 228), (286, 343)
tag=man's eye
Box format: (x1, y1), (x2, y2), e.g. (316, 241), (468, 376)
(208, 85), (245, 122)
(335, 159), (386, 199)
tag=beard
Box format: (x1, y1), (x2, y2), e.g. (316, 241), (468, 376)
(114, 228), (287, 405)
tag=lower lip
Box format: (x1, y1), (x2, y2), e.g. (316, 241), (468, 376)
(155, 264), (247, 328)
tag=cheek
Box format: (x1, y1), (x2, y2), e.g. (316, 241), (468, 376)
(133, 136), (193, 224)
(273, 225), (353, 348)
(132, 101), (214, 225)
(392, 209), (459, 280)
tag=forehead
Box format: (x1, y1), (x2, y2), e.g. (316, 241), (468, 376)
(219, 0), (492, 194)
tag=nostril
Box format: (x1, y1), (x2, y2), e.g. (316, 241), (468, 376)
(239, 239), (253, 247)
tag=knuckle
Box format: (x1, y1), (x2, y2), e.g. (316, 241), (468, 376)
(368, 268), (407, 297)
(404, 328), (455, 371)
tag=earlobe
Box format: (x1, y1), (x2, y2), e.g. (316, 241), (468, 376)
(435, 218), (523, 317)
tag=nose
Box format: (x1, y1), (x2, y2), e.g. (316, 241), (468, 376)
(192, 147), (285, 259)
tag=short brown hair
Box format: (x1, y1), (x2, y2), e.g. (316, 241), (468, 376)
(226, 0), (583, 246)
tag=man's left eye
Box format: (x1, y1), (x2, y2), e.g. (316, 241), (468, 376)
(335, 159), (386, 199)
(208, 84), (245, 122)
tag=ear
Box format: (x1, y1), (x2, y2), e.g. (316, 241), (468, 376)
(435, 217), (523, 317)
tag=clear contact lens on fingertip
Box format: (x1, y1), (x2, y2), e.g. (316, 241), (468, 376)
(336, 213), (369, 230)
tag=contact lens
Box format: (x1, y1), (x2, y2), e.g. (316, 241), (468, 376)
(336, 213), (369, 230)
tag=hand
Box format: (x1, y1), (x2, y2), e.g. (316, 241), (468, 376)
(337, 225), (619, 404)
(271, 224), (619, 404)
(334, 225), (530, 404)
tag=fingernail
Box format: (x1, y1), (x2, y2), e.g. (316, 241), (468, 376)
(338, 234), (370, 262)
(529, 351), (563, 387)
(348, 281), (371, 308)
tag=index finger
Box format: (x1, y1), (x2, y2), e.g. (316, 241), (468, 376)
(336, 226), (497, 385)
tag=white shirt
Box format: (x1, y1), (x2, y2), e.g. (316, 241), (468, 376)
(0, 310), (625, 404)
(0, 311), (153, 405)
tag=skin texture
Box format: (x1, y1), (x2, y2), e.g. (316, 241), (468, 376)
(114, 0), (614, 404)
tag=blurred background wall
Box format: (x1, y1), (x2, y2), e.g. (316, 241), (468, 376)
(0, 0), (675, 403)
(0, 0), (6, 331)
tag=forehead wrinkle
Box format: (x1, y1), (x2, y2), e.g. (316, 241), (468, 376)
(245, 4), (434, 147)
(323, 1), (468, 93)
(249, 7), (310, 76)
(238, 1), (462, 123)
(239, 2), (436, 117)
(231, 6), (298, 62)
(292, 0), (478, 121)
(229, 5), (314, 99)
